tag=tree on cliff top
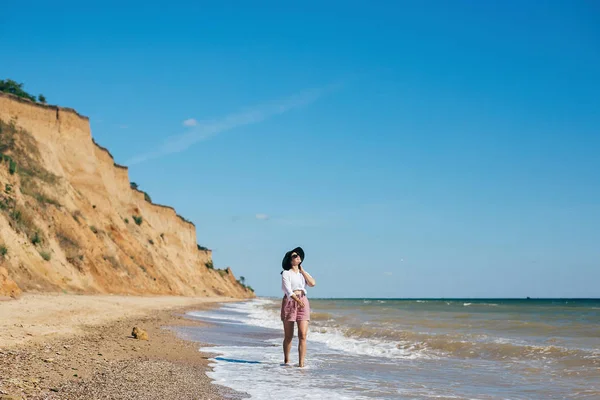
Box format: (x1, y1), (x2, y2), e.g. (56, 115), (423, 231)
(0, 79), (44, 103)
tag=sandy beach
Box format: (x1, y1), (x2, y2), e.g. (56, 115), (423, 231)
(0, 293), (245, 399)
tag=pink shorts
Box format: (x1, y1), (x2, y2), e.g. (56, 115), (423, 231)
(280, 293), (310, 322)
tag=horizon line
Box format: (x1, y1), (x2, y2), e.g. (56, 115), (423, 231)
(255, 296), (600, 300)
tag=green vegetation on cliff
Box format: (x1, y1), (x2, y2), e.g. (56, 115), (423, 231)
(0, 79), (46, 104)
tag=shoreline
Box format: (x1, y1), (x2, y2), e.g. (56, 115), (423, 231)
(0, 293), (249, 399)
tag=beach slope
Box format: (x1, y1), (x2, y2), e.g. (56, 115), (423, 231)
(0, 293), (244, 399)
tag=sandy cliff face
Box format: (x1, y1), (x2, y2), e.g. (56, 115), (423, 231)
(0, 93), (254, 299)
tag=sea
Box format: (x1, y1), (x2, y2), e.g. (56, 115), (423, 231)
(179, 298), (600, 399)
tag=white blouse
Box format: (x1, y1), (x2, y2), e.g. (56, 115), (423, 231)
(281, 269), (307, 298)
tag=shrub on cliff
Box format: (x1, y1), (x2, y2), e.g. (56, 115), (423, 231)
(31, 231), (41, 245)
(197, 244), (209, 251)
(103, 255), (120, 269)
(133, 215), (143, 225)
(0, 155), (17, 175)
(72, 210), (83, 223)
(7, 205), (44, 244)
(0, 120), (59, 185)
(205, 260), (214, 269)
(236, 276), (254, 292)
(30, 190), (61, 207)
(129, 181), (152, 203)
(0, 79), (39, 102)
(178, 214), (194, 225)
(57, 230), (81, 262)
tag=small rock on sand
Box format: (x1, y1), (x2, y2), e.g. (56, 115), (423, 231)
(131, 327), (148, 341)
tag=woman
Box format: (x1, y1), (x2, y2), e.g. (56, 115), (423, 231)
(280, 246), (316, 367)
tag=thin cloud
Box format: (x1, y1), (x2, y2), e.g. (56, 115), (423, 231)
(118, 124), (129, 129)
(183, 118), (198, 127)
(229, 202), (387, 227)
(229, 213), (319, 226)
(126, 85), (337, 165)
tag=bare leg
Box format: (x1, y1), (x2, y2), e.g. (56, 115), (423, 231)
(297, 320), (309, 367)
(282, 321), (295, 364)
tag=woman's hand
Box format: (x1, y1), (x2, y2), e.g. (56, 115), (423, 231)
(294, 296), (305, 308)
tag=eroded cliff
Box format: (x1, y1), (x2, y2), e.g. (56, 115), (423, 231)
(0, 92), (253, 299)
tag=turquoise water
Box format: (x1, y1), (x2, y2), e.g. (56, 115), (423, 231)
(184, 298), (600, 399)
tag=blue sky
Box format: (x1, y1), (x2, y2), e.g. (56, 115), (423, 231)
(2, 1), (599, 298)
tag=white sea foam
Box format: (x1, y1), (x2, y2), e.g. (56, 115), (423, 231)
(202, 343), (371, 399)
(190, 299), (431, 361)
(309, 327), (428, 360)
(193, 300), (387, 399)
(186, 298), (600, 399)
(187, 311), (241, 324)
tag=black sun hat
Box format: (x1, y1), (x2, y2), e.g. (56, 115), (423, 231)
(281, 246), (305, 272)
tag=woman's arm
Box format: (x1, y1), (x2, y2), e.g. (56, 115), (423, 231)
(299, 266), (316, 287)
(282, 271), (295, 297)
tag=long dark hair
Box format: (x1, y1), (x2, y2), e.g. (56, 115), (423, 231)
(281, 257), (292, 274)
